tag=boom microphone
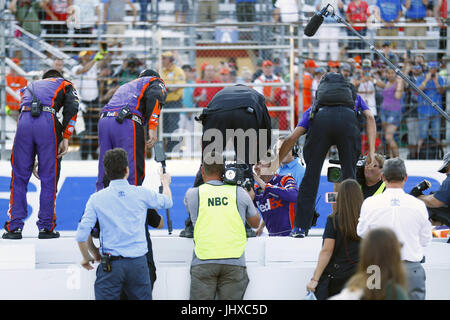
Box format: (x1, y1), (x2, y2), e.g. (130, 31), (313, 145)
(304, 4), (331, 37)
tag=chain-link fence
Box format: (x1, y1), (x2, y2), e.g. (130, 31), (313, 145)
(0, 0), (449, 160)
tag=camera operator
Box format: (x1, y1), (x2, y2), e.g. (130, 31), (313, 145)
(184, 153), (260, 300)
(358, 153), (386, 199)
(416, 152), (450, 229)
(253, 162), (298, 237)
(273, 73), (376, 238)
(76, 148), (172, 300)
(180, 85), (271, 238)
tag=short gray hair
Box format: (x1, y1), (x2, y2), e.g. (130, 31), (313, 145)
(382, 158), (407, 182)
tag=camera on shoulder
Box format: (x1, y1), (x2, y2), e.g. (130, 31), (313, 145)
(223, 163), (254, 191)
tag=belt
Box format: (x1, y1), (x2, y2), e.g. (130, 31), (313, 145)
(109, 255), (125, 261)
(21, 106), (56, 115)
(407, 18), (425, 22)
(100, 111), (143, 125)
(318, 106), (354, 112)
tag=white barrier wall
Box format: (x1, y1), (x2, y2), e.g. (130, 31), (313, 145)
(0, 234), (449, 300)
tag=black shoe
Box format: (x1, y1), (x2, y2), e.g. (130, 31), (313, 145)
(289, 227), (306, 238)
(179, 220), (194, 238)
(2, 228), (22, 240)
(38, 229), (60, 239)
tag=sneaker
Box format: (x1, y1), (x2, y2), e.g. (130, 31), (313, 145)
(38, 228), (60, 239)
(179, 221), (194, 238)
(2, 228), (22, 240)
(290, 227), (306, 238)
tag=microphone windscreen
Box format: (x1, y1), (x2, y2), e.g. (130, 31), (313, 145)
(304, 13), (324, 37)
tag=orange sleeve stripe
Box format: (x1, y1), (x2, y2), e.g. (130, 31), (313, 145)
(50, 81), (67, 109)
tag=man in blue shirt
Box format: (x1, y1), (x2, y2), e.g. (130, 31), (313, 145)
(76, 148), (173, 300)
(276, 136), (305, 188)
(374, 0), (402, 48)
(404, 0), (428, 50)
(416, 61), (445, 152)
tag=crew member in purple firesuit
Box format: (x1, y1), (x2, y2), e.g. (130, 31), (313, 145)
(96, 69), (167, 191)
(252, 162), (298, 237)
(3, 69), (79, 240)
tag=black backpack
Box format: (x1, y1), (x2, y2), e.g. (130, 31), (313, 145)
(315, 72), (356, 108)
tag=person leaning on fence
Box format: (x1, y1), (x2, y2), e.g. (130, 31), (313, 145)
(184, 153), (260, 300)
(357, 158), (432, 300)
(76, 148), (172, 300)
(373, 0), (402, 49)
(329, 227), (409, 300)
(306, 179), (363, 300)
(3, 69), (79, 240)
(273, 73), (377, 239)
(96, 69), (166, 191)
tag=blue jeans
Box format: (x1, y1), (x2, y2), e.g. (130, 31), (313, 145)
(21, 33), (40, 72)
(94, 255), (152, 300)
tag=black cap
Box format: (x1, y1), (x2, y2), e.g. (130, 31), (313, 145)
(139, 69), (160, 78)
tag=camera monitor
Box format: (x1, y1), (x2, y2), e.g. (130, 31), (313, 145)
(325, 192), (337, 203)
(153, 141), (166, 163)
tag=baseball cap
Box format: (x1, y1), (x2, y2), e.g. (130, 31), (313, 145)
(304, 59), (318, 69)
(162, 51), (174, 58)
(362, 59), (371, 68)
(220, 68), (230, 75)
(262, 60), (273, 67)
(315, 67), (325, 74)
(438, 152), (450, 173)
(79, 50), (92, 58)
(11, 58), (20, 65)
(413, 64), (423, 71)
(328, 60), (340, 68)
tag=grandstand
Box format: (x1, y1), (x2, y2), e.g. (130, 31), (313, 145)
(0, 0), (449, 300)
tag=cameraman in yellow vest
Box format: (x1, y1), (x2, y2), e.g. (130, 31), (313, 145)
(184, 153), (260, 300)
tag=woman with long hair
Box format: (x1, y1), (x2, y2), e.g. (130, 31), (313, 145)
(375, 68), (404, 158)
(306, 179), (363, 299)
(330, 227), (409, 300)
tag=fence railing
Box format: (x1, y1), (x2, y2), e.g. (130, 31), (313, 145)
(0, 14), (449, 160)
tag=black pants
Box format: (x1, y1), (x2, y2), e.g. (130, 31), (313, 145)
(295, 107), (361, 231)
(201, 108), (271, 165)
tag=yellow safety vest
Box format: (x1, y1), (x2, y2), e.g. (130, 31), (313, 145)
(194, 183), (247, 260)
(373, 181), (386, 196)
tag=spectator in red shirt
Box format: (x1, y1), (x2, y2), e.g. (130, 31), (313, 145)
(193, 64), (223, 108)
(346, 0), (370, 57)
(41, 0), (69, 47)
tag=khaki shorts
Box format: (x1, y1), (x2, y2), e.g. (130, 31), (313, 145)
(376, 27), (399, 48)
(404, 20), (427, 49)
(106, 24), (126, 45)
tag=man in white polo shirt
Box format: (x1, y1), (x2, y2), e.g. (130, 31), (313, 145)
(357, 158), (432, 300)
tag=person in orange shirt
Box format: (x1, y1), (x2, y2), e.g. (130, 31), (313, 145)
(254, 60), (286, 129)
(6, 58), (27, 120)
(294, 59), (317, 125)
